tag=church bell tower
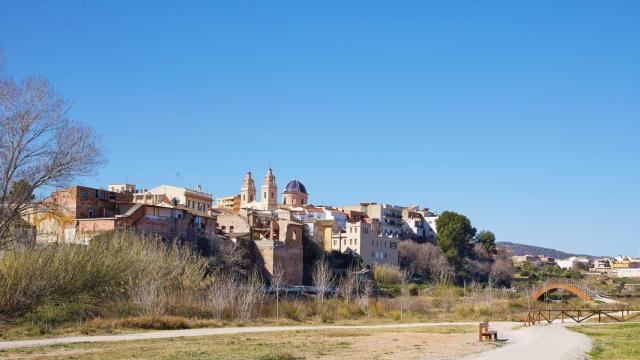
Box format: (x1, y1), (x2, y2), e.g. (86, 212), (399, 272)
(240, 171), (256, 208)
(261, 168), (278, 210)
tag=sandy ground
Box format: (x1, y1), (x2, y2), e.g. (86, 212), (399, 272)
(320, 331), (491, 360)
(461, 323), (592, 360)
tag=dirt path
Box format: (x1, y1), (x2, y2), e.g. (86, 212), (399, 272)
(462, 323), (592, 360)
(0, 322), (505, 351)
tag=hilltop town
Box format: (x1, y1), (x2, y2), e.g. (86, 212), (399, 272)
(20, 168), (441, 285)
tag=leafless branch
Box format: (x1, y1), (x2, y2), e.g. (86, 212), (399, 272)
(0, 60), (104, 249)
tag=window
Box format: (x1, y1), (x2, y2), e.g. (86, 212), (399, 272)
(390, 242), (397, 249)
(221, 226), (226, 231)
(88, 209), (94, 218)
(372, 252), (375, 258)
(334, 240), (337, 246)
(230, 226), (234, 232)
(354, 239), (357, 245)
(81, 191), (89, 200)
(384, 253), (388, 259)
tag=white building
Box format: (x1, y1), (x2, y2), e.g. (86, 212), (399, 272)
(291, 207), (347, 230)
(555, 257), (578, 270)
(613, 268), (640, 278)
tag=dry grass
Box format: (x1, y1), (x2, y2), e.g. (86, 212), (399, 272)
(0, 231), (542, 342)
(0, 326), (488, 360)
(0, 288), (533, 340)
(373, 264), (403, 284)
(0, 230), (207, 320)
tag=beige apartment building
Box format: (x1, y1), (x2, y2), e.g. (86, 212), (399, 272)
(133, 185), (212, 216)
(340, 203), (405, 237)
(215, 195), (240, 212)
(331, 219), (399, 268)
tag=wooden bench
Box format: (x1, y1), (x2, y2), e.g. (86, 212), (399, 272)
(479, 322), (497, 341)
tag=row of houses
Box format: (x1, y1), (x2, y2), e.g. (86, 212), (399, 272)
(511, 253), (640, 278)
(23, 168), (439, 285)
(589, 256), (640, 278)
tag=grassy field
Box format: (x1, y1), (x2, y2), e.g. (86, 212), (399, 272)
(572, 323), (640, 360)
(0, 326), (490, 360)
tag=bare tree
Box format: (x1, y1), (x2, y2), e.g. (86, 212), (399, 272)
(235, 272), (265, 320)
(206, 273), (237, 319)
(338, 266), (358, 304)
(271, 264), (285, 325)
(312, 257), (333, 323)
(399, 241), (451, 285)
(357, 278), (373, 318)
(399, 269), (412, 321)
(0, 60), (103, 249)
(490, 250), (515, 288)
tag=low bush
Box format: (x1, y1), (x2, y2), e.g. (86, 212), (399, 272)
(373, 264), (403, 285)
(281, 300), (306, 322)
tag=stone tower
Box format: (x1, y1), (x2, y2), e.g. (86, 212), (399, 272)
(240, 171), (256, 208)
(261, 168), (278, 210)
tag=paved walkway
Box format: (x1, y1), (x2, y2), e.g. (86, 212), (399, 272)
(461, 323), (592, 360)
(0, 322), (490, 351)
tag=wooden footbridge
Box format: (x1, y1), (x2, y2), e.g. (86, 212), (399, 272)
(532, 278), (618, 303)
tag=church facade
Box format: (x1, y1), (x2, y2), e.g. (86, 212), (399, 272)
(234, 168), (309, 211)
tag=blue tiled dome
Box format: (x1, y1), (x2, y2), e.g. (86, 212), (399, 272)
(283, 179), (307, 194)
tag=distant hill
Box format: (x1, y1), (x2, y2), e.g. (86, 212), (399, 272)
(496, 241), (596, 259)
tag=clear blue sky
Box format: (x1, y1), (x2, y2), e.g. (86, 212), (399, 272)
(1, 1), (638, 256)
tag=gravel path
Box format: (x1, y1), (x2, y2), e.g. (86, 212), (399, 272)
(0, 321), (490, 351)
(0, 321), (592, 359)
(461, 323), (592, 360)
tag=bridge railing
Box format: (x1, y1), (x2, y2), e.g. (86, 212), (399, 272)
(524, 308), (640, 326)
